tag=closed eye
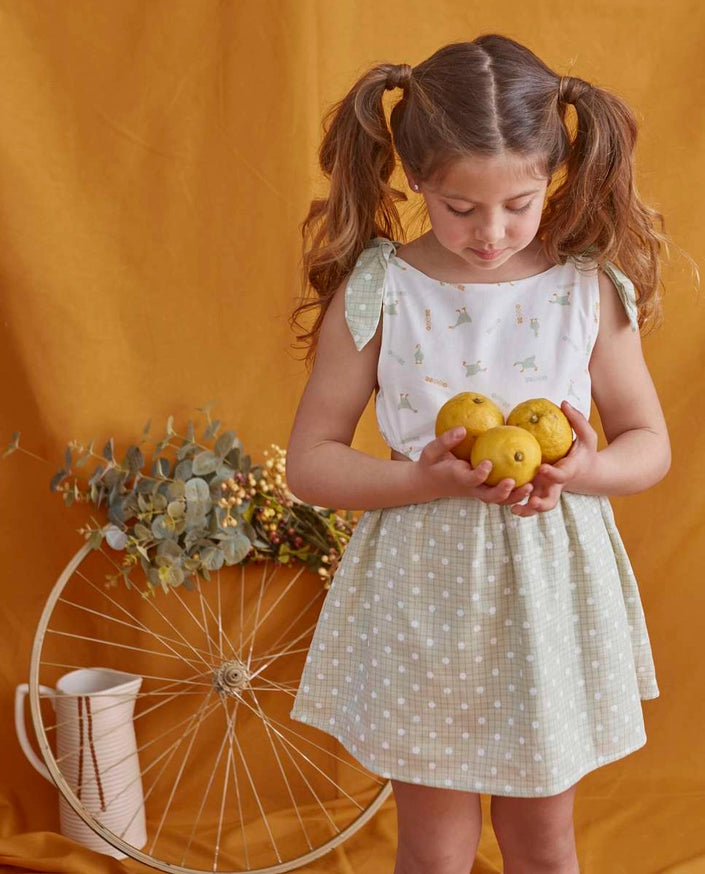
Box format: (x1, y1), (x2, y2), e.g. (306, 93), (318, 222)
(446, 203), (532, 216)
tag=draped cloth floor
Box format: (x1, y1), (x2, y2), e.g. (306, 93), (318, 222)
(0, 1), (703, 872)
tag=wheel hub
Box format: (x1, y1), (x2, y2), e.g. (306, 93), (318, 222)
(212, 659), (250, 696)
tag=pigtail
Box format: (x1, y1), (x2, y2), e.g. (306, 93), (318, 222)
(290, 65), (409, 366)
(540, 78), (667, 330)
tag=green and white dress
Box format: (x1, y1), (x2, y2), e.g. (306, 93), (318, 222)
(289, 237), (659, 798)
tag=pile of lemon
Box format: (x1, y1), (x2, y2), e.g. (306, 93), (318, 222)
(434, 392), (574, 487)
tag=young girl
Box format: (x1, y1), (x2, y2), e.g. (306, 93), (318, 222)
(286, 34), (671, 874)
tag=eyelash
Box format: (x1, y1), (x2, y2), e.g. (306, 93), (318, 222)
(446, 203), (532, 216)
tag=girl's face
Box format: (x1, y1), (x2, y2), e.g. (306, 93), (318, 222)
(411, 152), (550, 272)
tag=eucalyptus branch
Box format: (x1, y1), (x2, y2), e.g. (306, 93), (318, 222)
(2, 407), (357, 594)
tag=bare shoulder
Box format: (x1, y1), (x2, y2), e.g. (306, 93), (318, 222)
(287, 278), (383, 456)
(394, 236), (425, 269)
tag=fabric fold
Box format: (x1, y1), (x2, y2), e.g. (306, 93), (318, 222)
(344, 237), (398, 351)
(602, 260), (639, 332)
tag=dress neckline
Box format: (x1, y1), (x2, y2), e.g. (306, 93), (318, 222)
(389, 253), (566, 287)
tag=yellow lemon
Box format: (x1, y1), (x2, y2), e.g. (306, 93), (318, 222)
(470, 425), (542, 487)
(507, 398), (573, 464)
(435, 392), (505, 461)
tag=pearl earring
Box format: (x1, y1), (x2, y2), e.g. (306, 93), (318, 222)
(412, 183), (419, 191)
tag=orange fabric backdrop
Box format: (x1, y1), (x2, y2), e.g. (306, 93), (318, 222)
(0, 1), (703, 872)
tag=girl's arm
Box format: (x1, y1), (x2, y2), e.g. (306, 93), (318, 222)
(286, 279), (534, 510)
(511, 269), (671, 516)
(569, 268), (671, 494)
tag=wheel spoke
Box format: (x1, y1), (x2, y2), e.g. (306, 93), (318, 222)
(168, 586), (236, 666)
(58, 595), (215, 664)
(118, 695), (221, 843)
(178, 695), (250, 870)
(238, 563), (309, 659)
(40, 660), (213, 688)
(148, 688), (220, 855)
(245, 689), (317, 851)
(235, 690), (374, 810)
(243, 562), (269, 674)
(52, 670), (212, 766)
(248, 619), (320, 683)
(46, 627), (208, 666)
(223, 697), (283, 865)
(31, 551), (390, 872)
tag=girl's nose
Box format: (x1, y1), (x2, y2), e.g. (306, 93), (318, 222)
(475, 216), (505, 245)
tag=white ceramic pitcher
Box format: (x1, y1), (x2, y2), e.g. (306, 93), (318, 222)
(15, 667), (147, 859)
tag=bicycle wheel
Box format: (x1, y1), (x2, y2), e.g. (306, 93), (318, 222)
(26, 536), (392, 873)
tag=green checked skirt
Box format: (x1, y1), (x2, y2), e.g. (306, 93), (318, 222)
(289, 492), (659, 798)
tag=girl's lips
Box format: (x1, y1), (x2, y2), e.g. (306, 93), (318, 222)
(471, 248), (505, 261)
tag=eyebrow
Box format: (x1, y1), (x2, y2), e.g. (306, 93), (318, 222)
(441, 188), (541, 202)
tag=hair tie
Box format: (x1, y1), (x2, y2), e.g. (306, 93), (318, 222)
(385, 63), (413, 91)
(557, 75), (590, 105)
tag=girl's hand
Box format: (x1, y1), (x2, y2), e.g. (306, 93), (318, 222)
(511, 401), (599, 517)
(414, 427), (534, 506)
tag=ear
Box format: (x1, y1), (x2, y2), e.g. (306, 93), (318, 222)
(400, 162), (417, 190)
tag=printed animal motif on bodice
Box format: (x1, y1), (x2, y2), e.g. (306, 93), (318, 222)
(342, 240), (637, 463)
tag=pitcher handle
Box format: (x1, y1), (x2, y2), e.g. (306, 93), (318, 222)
(14, 683), (54, 781)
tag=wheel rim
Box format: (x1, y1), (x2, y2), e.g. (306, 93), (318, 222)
(29, 539), (391, 873)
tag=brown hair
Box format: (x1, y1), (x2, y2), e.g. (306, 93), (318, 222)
(290, 34), (675, 366)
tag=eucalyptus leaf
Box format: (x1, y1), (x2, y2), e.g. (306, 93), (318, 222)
(166, 479), (186, 500)
(49, 470), (66, 492)
(176, 442), (196, 461)
(105, 525), (128, 550)
(225, 447), (241, 469)
(108, 500), (125, 525)
(88, 464), (105, 486)
(88, 529), (104, 550)
(109, 476), (126, 506)
(158, 537), (183, 556)
(214, 430), (237, 459)
(152, 514), (175, 540)
(200, 546), (224, 571)
(125, 445), (144, 475)
(214, 463), (235, 481)
(103, 468), (121, 489)
(184, 477), (209, 502)
(134, 522), (152, 541)
(183, 529), (205, 550)
(192, 450), (218, 476)
(204, 419), (221, 441)
(152, 457), (170, 478)
(185, 507), (208, 530)
(240, 520), (258, 542)
(173, 459), (192, 481)
(222, 533), (252, 565)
